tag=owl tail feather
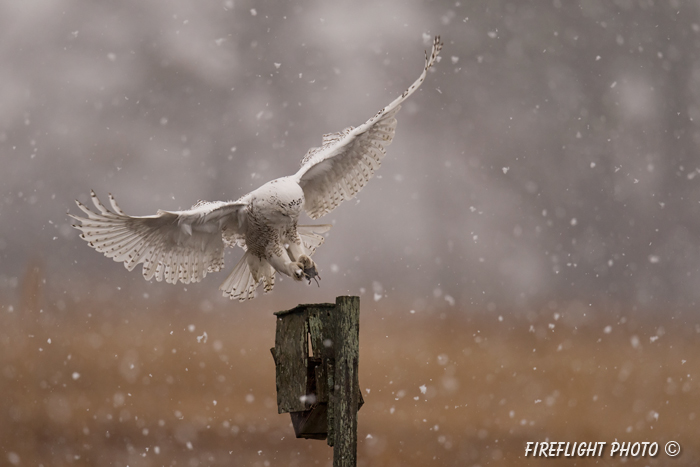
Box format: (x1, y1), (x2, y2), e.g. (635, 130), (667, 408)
(219, 251), (275, 301)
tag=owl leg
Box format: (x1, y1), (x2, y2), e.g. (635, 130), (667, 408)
(266, 249), (305, 281)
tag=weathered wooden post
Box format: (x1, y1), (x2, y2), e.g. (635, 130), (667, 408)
(271, 296), (363, 466)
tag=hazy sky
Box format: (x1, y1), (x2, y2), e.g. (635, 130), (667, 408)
(1, 0), (699, 311)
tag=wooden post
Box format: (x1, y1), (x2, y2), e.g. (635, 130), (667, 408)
(271, 296), (361, 467)
(332, 296), (360, 466)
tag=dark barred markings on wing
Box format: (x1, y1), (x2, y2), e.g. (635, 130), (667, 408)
(70, 36), (441, 300)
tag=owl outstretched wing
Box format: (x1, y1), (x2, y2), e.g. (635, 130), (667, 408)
(293, 36), (442, 219)
(70, 191), (247, 285)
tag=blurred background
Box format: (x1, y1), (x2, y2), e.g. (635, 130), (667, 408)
(1, 0), (700, 465)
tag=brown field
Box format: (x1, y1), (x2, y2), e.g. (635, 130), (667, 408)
(2, 275), (699, 466)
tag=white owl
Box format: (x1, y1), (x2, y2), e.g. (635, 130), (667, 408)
(71, 36), (442, 300)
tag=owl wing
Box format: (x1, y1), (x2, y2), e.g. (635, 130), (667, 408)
(70, 191), (247, 285)
(292, 36), (442, 220)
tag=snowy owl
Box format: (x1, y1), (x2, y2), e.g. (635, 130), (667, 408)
(71, 36), (442, 300)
